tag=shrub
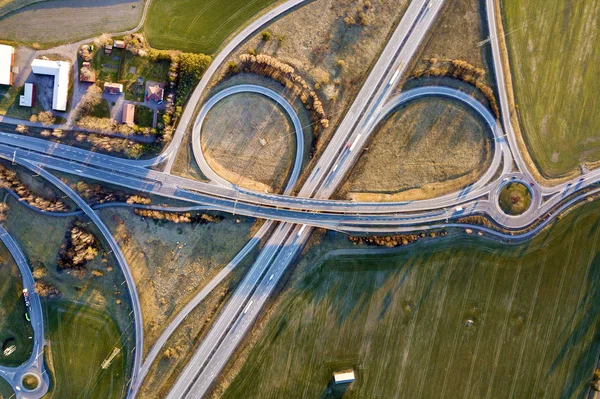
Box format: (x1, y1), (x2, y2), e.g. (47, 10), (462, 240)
(261, 31), (272, 41)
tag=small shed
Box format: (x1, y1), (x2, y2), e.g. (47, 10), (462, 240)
(122, 103), (135, 126)
(104, 82), (123, 94)
(114, 40), (126, 49)
(79, 62), (96, 83)
(333, 370), (355, 385)
(19, 83), (34, 107)
(104, 42), (113, 54)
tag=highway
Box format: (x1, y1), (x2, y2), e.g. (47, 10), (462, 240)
(0, 225), (49, 399)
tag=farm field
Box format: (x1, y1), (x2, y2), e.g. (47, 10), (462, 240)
(0, 0), (44, 17)
(0, 376), (13, 397)
(223, 201), (600, 399)
(339, 97), (491, 201)
(502, 0), (600, 178)
(0, 239), (33, 367)
(201, 92), (294, 193)
(0, 0), (143, 45)
(144, 0), (278, 54)
(45, 300), (128, 399)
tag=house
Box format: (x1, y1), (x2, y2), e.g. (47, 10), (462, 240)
(333, 370), (355, 385)
(122, 103), (135, 126)
(31, 59), (71, 111)
(79, 62), (96, 83)
(114, 40), (126, 49)
(147, 84), (164, 102)
(0, 44), (15, 86)
(104, 42), (113, 55)
(104, 82), (123, 94)
(19, 83), (34, 107)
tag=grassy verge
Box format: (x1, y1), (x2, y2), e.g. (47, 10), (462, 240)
(499, 181), (531, 215)
(134, 106), (154, 128)
(0, 239), (33, 367)
(222, 200), (600, 399)
(339, 96), (491, 201)
(44, 300), (129, 399)
(0, 375), (14, 397)
(502, 0), (600, 178)
(144, 0), (279, 54)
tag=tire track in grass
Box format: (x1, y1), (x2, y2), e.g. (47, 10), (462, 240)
(393, 261), (431, 397)
(183, 0), (220, 38)
(416, 259), (454, 399)
(507, 253), (547, 399)
(485, 257), (523, 399)
(530, 236), (575, 396)
(207, 0), (263, 42)
(439, 257), (476, 398)
(553, 226), (600, 398)
(462, 261), (500, 399)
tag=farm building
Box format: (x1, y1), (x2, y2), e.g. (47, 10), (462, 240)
(333, 370), (355, 385)
(31, 59), (70, 111)
(114, 40), (126, 49)
(104, 82), (123, 94)
(0, 44), (15, 86)
(122, 103), (135, 126)
(19, 83), (34, 107)
(147, 84), (164, 102)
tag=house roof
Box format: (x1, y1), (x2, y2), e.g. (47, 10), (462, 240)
(114, 40), (125, 49)
(123, 103), (135, 125)
(0, 44), (14, 86)
(19, 83), (33, 107)
(147, 84), (164, 101)
(104, 82), (123, 92)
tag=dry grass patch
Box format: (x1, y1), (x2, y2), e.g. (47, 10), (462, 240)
(201, 92), (294, 193)
(339, 97), (491, 201)
(98, 207), (257, 353)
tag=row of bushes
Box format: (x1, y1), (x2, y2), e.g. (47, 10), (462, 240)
(72, 181), (150, 206)
(348, 230), (448, 247)
(413, 58), (499, 118)
(134, 208), (223, 224)
(0, 164), (67, 212)
(57, 224), (99, 271)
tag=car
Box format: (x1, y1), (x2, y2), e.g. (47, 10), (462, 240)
(23, 288), (30, 308)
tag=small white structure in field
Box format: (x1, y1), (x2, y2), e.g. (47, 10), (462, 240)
(31, 59), (70, 111)
(0, 44), (15, 86)
(333, 370), (355, 385)
(19, 83), (34, 107)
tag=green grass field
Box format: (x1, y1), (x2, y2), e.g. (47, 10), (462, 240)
(503, 0), (600, 178)
(224, 201), (600, 399)
(0, 241), (33, 367)
(0, 375), (14, 397)
(144, 0), (279, 54)
(45, 300), (129, 399)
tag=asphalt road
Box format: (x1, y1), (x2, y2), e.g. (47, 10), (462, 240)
(0, 225), (49, 399)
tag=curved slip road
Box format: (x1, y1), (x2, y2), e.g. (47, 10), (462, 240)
(0, 225), (49, 399)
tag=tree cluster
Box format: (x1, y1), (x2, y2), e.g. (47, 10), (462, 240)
(0, 203), (7, 222)
(343, 0), (374, 26)
(78, 44), (93, 62)
(457, 215), (495, 229)
(34, 281), (62, 298)
(57, 225), (100, 271)
(0, 164), (67, 212)
(348, 230), (448, 247)
(414, 58), (499, 118)
(72, 181), (149, 205)
(176, 52), (212, 105)
(29, 111), (56, 125)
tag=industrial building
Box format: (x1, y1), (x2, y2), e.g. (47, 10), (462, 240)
(19, 83), (34, 107)
(0, 44), (15, 86)
(31, 59), (70, 111)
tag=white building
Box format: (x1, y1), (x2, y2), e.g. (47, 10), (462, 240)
(19, 83), (34, 107)
(31, 59), (70, 111)
(0, 44), (15, 86)
(333, 370), (355, 385)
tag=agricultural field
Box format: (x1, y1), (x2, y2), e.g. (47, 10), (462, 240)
(144, 0), (278, 54)
(503, 0), (600, 178)
(0, 239), (33, 367)
(0, 0), (143, 46)
(45, 300), (128, 399)
(339, 97), (491, 201)
(201, 92), (295, 193)
(0, 376), (13, 397)
(223, 201), (600, 399)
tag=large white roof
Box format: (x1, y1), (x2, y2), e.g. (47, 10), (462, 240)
(31, 59), (71, 111)
(0, 44), (14, 86)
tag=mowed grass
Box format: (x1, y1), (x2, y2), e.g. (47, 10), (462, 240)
(144, 0), (278, 54)
(224, 201), (600, 399)
(0, 376), (13, 397)
(503, 0), (600, 177)
(46, 300), (129, 399)
(0, 241), (33, 367)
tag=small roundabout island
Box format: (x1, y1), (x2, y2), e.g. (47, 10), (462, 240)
(498, 181), (532, 216)
(21, 373), (40, 391)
